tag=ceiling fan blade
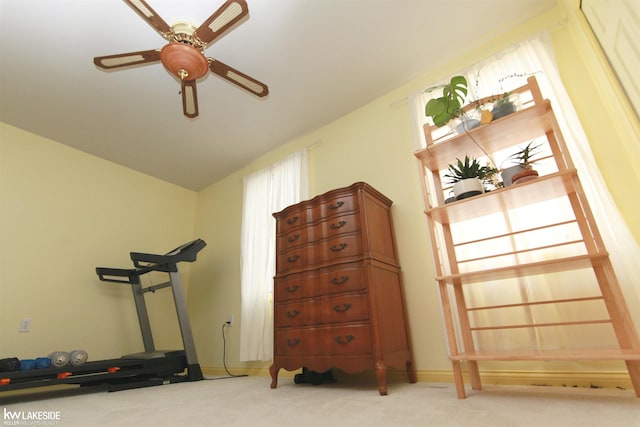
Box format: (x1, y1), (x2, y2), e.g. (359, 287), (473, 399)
(209, 59), (269, 97)
(123, 0), (172, 37)
(182, 79), (199, 118)
(195, 0), (248, 45)
(94, 49), (161, 70)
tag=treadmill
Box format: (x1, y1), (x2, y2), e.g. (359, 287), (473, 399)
(0, 239), (206, 393)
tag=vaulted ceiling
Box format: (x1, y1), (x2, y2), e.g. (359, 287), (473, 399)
(0, 0), (557, 190)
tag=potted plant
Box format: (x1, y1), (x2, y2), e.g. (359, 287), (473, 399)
(444, 155), (498, 200)
(501, 142), (541, 186)
(425, 76), (471, 127)
(491, 92), (519, 119)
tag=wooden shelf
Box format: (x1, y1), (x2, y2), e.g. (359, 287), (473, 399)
(436, 253), (608, 285)
(450, 348), (640, 362)
(426, 170), (578, 224)
(415, 101), (554, 171)
(414, 77), (640, 399)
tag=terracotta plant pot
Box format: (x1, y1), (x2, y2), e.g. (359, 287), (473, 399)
(511, 168), (539, 184)
(501, 165), (526, 187)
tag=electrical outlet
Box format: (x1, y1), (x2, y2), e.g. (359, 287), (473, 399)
(19, 318), (32, 332)
(226, 314), (233, 327)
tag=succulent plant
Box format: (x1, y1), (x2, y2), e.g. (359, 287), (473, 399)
(507, 141), (542, 169)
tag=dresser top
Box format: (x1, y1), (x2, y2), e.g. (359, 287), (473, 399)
(273, 182), (393, 218)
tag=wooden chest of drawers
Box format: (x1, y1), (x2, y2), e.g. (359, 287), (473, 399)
(269, 182), (416, 395)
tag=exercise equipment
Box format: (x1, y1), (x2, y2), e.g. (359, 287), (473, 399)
(35, 358), (51, 369)
(69, 350), (88, 367)
(48, 352), (70, 368)
(0, 239), (206, 393)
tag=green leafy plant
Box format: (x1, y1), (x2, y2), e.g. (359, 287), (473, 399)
(444, 155), (498, 184)
(425, 76), (468, 127)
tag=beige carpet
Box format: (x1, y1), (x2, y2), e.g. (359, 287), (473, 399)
(2, 375), (639, 426)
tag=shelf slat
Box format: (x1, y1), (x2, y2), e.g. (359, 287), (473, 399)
(450, 348), (640, 361)
(470, 319), (612, 331)
(436, 253), (608, 285)
(467, 295), (604, 311)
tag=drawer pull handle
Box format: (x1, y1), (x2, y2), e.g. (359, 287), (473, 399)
(333, 303), (352, 313)
(330, 220), (347, 230)
(334, 335), (354, 345)
(331, 276), (349, 285)
(286, 216), (299, 225)
(286, 284), (300, 293)
(287, 255), (300, 263)
(287, 234), (300, 243)
(330, 243), (348, 252)
(287, 338), (301, 347)
(328, 201), (344, 210)
(287, 310), (300, 318)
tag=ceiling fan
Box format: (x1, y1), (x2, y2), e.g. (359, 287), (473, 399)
(93, 0), (269, 119)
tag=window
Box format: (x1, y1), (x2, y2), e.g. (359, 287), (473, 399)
(239, 149), (309, 361)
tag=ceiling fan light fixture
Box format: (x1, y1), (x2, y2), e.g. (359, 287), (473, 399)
(160, 43), (209, 81)
(208, 2), (243, 32)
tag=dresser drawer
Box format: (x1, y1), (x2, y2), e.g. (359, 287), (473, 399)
(275, 324), (372, 357)
(275, 193), (359, 235)
(275, 293), (370, 328)
(277, 234), (363, 273)
(277, 212), (361, 252)
(275, 263), (366, 301)
(315, 194), (358, 219)
(276, 206), (312, 234)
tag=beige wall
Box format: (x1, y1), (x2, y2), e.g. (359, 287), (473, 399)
(188, 2), (640, 380)
(2, 1), (638, 385)
(0, 123), (197, 360)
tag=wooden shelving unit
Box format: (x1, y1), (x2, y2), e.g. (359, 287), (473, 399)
(415, 76), (640, 399)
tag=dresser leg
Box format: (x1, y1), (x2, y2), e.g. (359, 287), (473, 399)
(269, 363), (279, 389)
(406, 359), (417, 383)
(375, 359), (388, 395)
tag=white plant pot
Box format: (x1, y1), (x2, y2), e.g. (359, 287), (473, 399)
(452, 178), (484, 200)
(501, 165), (526, 187)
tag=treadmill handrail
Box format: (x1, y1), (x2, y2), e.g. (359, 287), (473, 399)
(96, 239), (207, 282)
(96, 265), (157, 284)
(130, 239), (206, 268)
(96, 267), (140, 284)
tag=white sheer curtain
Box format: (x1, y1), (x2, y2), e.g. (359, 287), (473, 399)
(409, 32), (640, 352)
(239, 149), (309, 361)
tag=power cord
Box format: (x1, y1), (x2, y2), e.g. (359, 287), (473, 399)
(219, 322), (248, 378)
